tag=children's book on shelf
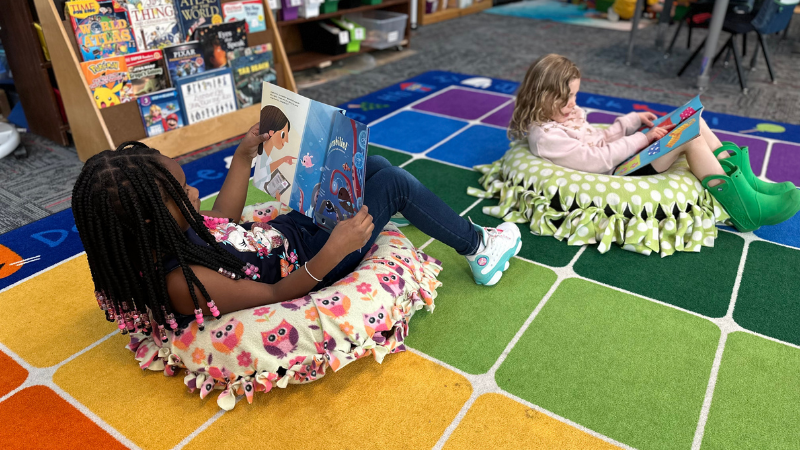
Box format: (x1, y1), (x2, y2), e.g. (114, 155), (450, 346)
(163, 41), (205, 85)
(176, 67), (237, 125)
(176, 0), (223, 41)
(125, 50), (169, 97)
(193, 21), (249, 69)
(138, 88), (184, 136)
(254, 82), (369, 232)
(66, 0), (138, 61)
(80, 55), (134, 108)
(229, 44), (275, 108)
(222, 0), (267, 33)
(614, 96), (704, 176)
(125, 0), (182, 50)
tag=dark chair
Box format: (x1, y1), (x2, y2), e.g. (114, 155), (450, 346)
(677, 0), (797, 93)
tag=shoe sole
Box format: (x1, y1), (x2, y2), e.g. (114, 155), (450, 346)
(475, 237), (522, 287)
(389, 220), (410, 228)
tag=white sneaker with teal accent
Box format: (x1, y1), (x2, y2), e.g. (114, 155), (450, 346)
(466, 222), (522, 286)
(389, 213), (410, 227)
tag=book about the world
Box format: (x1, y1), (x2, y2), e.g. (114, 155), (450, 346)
(125, 49), (169, 97)
(176, 0), (223, 41)
(138, 88), (184, 136)
(222, 0), (267, 33)
(176, 67), (237, 125)
(163, 41), (205, 85)
(125, 0), (182, 50)
(254, 82), (369, 232)
(229, 44), (275, 108)
(80, 55), (135, 108)
(66, 0), (138, 61)
(614, 96), (704, 176)
(193, 21), (248, 69)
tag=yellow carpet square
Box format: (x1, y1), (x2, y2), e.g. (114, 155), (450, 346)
(444, 394), (621, 449)
(0, 255), (112, 367)
(53, 334), (221, 450)
(186, 352), (472, 449)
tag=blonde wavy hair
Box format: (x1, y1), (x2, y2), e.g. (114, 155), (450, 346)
(508, 54), (581, 140)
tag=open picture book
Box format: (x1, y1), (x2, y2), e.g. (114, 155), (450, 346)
(254, 83), (369, 232)
(614, 96), (704, 176)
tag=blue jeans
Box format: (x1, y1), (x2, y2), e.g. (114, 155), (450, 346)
(302, 155), (480, 287)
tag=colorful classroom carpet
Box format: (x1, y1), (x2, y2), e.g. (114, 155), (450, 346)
(2, 71), (800, 449)
(486, 0), (653, 31)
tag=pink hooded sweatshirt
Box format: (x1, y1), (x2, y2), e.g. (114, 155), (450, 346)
(527, 107), (650, 175)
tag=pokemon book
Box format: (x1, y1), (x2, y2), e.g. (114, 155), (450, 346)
(176, 0), (223, 41)
(254, 82), (369, 232)
(163, 41), (205, 85)
(229, 44), (275, 108)
(125, 0), (182, 50)
(66, 0), (137, 61)
(176, 67), (237, 125)
(614, 96), (704, 176)
(80, 55), (134, 108)
(137, 88), (184, 136)
(193, 21), (249, 69)
(222, 0), (267, 33)
(125, 49), (169, 97)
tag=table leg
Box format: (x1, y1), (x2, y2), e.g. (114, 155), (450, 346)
(696, 0), (731, 89)
(655, 0), (675, 49)
(626, 0), (646, 65)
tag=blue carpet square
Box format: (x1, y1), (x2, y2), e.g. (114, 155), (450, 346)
(427, 125), (511, 168)
(369, 111), (467, 154)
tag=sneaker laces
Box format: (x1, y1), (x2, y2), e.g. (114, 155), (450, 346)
(479, 227), (513, 259)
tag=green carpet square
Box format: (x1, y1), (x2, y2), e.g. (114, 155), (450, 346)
(573, 231), (744, 318)
(470, 199), (581, 267)
(701, 332), (800, 449)
(403, 160), (483, 214)
(369, 145), (413, 166)
(735, 241), (800, 345)
(200, 180), (273, 210)
(406, 241), (557, 374)
(496, 278), (719, 450)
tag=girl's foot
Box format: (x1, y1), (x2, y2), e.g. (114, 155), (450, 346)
(466, 223), (522, 286)
(389, 213), (410, 227)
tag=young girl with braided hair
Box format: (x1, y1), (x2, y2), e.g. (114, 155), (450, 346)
(73, 123), (522, 340)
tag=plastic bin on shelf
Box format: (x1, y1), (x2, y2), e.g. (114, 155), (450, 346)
(344, 11), (408, 50)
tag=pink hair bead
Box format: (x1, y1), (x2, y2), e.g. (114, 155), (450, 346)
(194, 309), (205, 330)
(207, 300), (221, 318)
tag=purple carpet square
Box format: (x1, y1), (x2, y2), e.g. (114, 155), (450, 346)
(481, 103), (515, 128)
(587, 112), (620, 124)
(369, 110), (468, 154)
(766, 142), (800, 185)
(716, 133), (768, 176)
(413, 88), (510, 121)
(426, 125), (511, 168)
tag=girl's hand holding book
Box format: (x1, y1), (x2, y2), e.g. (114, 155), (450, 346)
(327, 206), (374, 258)
(645, 125), (675, 143)
(235, 123), (271, 161)
(638, 112), (658, 128)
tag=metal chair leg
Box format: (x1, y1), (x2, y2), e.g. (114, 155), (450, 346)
(713, 35), (733, 66)
(678, 37), (707, 76)
(687, 23), (693, 48)
(665, 19), (684, 57)
(758, 31), (776, 83)
(730, 34), (748, 93)
(742, 33), (747, 57)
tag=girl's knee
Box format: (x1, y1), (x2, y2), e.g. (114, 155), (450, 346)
(367, 155), (392, 171)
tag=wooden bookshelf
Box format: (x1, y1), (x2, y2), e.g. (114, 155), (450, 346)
(278, 0), (412, 72)
(416, 0), (491, 26)
(32, 0), (297, 162)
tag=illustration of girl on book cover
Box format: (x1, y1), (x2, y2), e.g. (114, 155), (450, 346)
(255, 105), (297, 203)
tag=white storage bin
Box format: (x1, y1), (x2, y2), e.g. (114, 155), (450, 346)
(344, 11), (408, 50)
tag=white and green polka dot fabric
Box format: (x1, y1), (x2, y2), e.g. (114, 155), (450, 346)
(468, 141), (730, 257)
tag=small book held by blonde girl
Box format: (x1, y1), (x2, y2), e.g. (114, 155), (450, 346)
(508, 53), (800, 233)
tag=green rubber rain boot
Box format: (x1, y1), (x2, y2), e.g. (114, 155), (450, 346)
(714, 142), (796, 195)
(703, 160), (800, 232)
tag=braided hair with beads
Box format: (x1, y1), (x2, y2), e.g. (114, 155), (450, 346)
(72, 142), (246, 341)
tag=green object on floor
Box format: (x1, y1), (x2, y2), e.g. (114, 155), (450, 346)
(404, 159), (483, 214)
(714, 142), (795, 195)
(200, 180), (274, 211)
(496, 278), (719, 450)
(701, 332), (800, 449)
(594, 0), (614, 13)
(704, 160), (800, 232)
(735, 241), (800, 345)
(406, 241), (557, 374)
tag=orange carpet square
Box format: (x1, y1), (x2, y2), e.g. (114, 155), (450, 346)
(0, 350), (27, 398)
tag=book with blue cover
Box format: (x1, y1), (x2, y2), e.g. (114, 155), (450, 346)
(176, 67), (237, 125)
(176, 0), (222, 41)
(66, 0), (138, 61)
(229, 44), (275, 108)
(254, 82), (369, 231)
(163, 41), (205, 85)
(614, 96), (704, 176)
(137, 88), (184, 136)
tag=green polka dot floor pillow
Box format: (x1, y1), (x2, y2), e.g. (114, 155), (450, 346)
(467, 141), (730, 257)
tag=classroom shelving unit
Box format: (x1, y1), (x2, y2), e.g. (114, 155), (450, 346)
(32, 0), (297, 161)
(277, 0), (412, 71)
